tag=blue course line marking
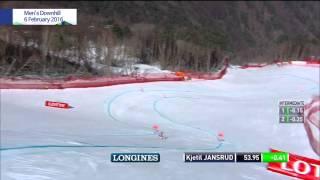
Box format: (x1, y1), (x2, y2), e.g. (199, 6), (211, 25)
(104, 89), (225, 150)
(153, 97), (215, 136)
(106, 90), (136, 123)
(104, 89), (213, 131)
(104, 89), (154, 135)
(153, 96), (233, 148)
(104, 89), (209, 132)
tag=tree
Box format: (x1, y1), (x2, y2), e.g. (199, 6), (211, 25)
(40, 26), (50, 75)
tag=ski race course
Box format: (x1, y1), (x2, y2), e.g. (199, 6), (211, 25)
(1, 63), (319, 180)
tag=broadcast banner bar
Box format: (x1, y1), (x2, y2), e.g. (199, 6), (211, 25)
(184, 152), (236, 163)
(0, 9), (77, 25)
(184, 152), (289, 163)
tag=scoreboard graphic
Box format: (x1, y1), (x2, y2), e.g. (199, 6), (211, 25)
(279, 101), (304, 123)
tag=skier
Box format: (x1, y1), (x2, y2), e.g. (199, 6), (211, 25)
(152, 124), (167, 139)
(158, 131), (168, 140)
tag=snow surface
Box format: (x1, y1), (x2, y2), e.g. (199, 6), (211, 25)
(1, 65), (319, 180)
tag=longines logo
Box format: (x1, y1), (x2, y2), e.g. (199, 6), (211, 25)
(111, 153), (160, 163)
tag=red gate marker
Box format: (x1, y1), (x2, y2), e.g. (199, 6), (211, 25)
(267, 149), (320, 180)
(152, 124), (160, 131)
(217, 132), (225, 141)
(45, 101), (71, 109)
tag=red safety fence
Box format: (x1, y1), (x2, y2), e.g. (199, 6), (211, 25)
(0, 73), (184, 89)
(303, 56), (320, 62)
(182, 59), (229, 80)
(184, 66), (227, 80)
(304, 96), (320, 156)
(241, 59), (320, 69)
(0, 58), (318, 89)
(289, 61), (320, 68)
(0, 60), (230, 89)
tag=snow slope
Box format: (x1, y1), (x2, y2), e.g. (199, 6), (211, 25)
(1, 65), (319, 180)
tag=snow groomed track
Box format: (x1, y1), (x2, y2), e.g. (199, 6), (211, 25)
(0, 63), (319, 180)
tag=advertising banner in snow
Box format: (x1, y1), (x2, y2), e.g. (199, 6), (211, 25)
(45, 101), (70, 109)
(267, 149), (320, 180)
